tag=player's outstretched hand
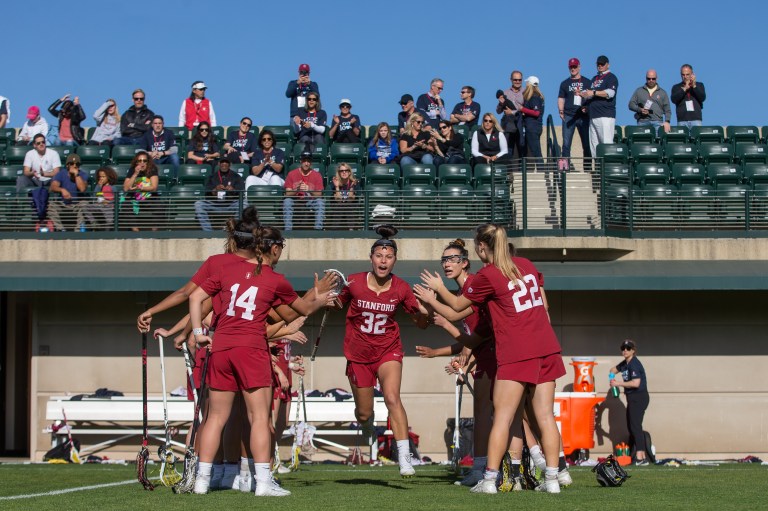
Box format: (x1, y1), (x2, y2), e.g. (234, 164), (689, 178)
(153, 327), (171, 340)
(285, 316), (307, 335)
(137, 311), (152, 333)
(315, 271), (339, 297)
(420, 270), (445, 292)
(415, 345), (437, 358)
(284, 331), (308, 344)
(413, 284), (437, 305)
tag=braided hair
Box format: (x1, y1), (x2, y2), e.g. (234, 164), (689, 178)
(370, 224), (398, 255)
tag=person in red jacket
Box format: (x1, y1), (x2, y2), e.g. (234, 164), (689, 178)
(179, 80), (217, 130)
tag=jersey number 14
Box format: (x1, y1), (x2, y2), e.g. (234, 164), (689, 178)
(226, 283), (259, 320)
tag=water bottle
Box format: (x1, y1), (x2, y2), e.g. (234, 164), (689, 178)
(79, 223), (86, 233)
(609, 372), (620, 397)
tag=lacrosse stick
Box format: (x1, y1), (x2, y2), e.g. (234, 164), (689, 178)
(181, 342), (202, 423)
(449, 371), (463, 475)
(289, 375), (316, 470)
(58, 401), (82, 464)
(173, 349), (210, 494)
(310, 269), (348, 361)
(288, 381), (302, 471)
(157, 336), (181, 487)
(137, 332), (155, 491)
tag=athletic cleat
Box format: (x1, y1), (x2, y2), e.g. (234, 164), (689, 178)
(470, 478), (498, 494)
(455, 469), (483, 486)
(635, 459), (649, 466)
(255, 479), (291, 497)
(238, 474), (254, 493)
(399, 452), (415, 477)
(557, 468), (573, 487)
(193, 475), (210, 494)
(277, 464), (291, 474)
(535, 477), (560, 494)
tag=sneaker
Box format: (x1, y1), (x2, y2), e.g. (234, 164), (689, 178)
(399, 452), (415, 477)
(255, 479), (291, 497)
(470, 478), (498, 494)
(193, 475), (211, 494)
(557, 469), (573, 487)
(277, 464), (291, 474)
(238, 474), (254, 493)
(535, 477), (560, 494)
(455, 469), (483, 487)
(635, 459), (649, 466)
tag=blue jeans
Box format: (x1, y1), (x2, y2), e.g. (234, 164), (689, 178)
(195, 200), (240, 231)
(561, 114), (590, 158)
(638, 119), (662, 137)
(400, 154), (434, 165)
(678, 120), (702, 130)
(114, 136), (145, 145)
(154, 153), (181, 179)
(283, 197), (325, 230)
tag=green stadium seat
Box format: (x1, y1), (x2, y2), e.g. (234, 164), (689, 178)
(453, 125), (470, 140)
(329, 143), (365, 164)
(80, 165), (101, 186)
(690, 126), (725, 145)
(227, 125), (259, 139)
(631, 143), (662, 164)
(246, 185), (284, 224)
(671, 163), (705, 186)
(402, 184), (437, 221)
(76, 144), (110, 165)
(726, 126), (759, 145)
(167, 184), (205, 228)
(156, 163), (177, 189)
(275, 140), (293, 156)
(402, 164), (436, 186)
(365, 164), (400, 186)
(640, 184), (677, 220)
(111, 145), (142, 164)
(291, 143), (327, 165)
(716, 183), (748, 197)
(0, 165), (23, 184)
(603, 184), (631, 225)
(177, 164), (212, 185)
(735, 143), (768, 165)
(635, 163), (670, 187)
(473, 183), (511, 223)
(762, 126), (768, 144)
(262, 125), (293, 143)
(0, 128), (15, 151)
(111, 164), (132, 182)
(210, 126), (225, 142)
(49, 146), (75, 163)
(596, 143), (629, 164)
(706, 163), (742, 186)
(367, 183), (399, 221)
(664, 143), (698, 165)
(166, 127), (189, 152)
(625, 126), (656, 144)
(613, 125), (624, 143)
(230, 163), (250, 178)
(603, 163), (631, 184)
(661, 125), (689, 146)
(472, 163), (506, 187)
(5, 146), (29, 165)
(438, 164), (472, 185)
(743, 163), (768, 186)
(438, 184), (473, 222)
(677, 183), (715, 220)
(698, 143), (734, 165)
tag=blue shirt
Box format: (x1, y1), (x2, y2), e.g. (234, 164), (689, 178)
(588, 72), (619, 119)
(617, 357), (647, 394)
(52, 168), (88, 204)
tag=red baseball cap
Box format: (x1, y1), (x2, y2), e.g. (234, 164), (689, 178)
(568, 58), (580, 68)
(27, 106), (40, 119)
(298, 63), (310, 73)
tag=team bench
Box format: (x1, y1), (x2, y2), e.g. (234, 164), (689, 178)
(45, 395), (388, 458)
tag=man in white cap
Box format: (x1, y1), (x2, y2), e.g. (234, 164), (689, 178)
(329, 99), (362, 143)
(286, 64), (320, 119)
(180, 80), (216, 130)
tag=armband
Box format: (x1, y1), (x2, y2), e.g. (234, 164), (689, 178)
(192, 328), (204, 335)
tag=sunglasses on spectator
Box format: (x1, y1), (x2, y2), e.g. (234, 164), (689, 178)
(199, 128), (210, 132)
(133, 97), (145, 101)
(483, 119), (493, 123)
(646, 77), (657, 80)
(242, 121), (252, 127)
(339, 168), (351, 172)
(262, 137), (273, 141)
(569, 65), (579, 69)
(307, 97), (318, 101)
(67, 162), (80, 167)
(621, 347), (633, 352)
(436, 86), (443, 90)
(461, 90), (469, 94)
(136, 159), (148, 163)
(440, 125), (450, 129)
(34, 141), (46, 146)
(413, 120), (423, 124)
(512, 79), (522, 82)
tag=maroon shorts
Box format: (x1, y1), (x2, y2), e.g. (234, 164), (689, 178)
(272, 353), (293, 402)
(345, 351), (403, 388)
(208, 347), (272, 392)
(496, 353), (565, 385)
(187, 347), (208, 401)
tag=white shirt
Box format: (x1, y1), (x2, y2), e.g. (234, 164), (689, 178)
(23, 148), (61, 182)
(179, 98), (217, 128)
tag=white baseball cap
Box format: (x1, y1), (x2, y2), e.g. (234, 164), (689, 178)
(526, 76), (540, 87)
(339, 98), (352, 107)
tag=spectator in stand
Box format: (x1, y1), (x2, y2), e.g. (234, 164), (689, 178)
(89, 99), (121, 146)
(179, 81), (217, 131)
(431, 121), (467, 167)
(246, 129), (286, 188)
(417, 78), (449, 130)
(628, 69), (672, 136)
(399, 113), (435, 165)
(76, 166), (118, 230)
(325, 163), (360, 230)
(115, 89), (154, 145)
(0, 94), (9, 128)
(286, 63), (320, 119)
(671, 64), (706, 129)
(497, 70), (525, 161)
(16, 106), (49, 146)
(195, 159), (244, 231)
(47, 154), (88, 231)
(521, 76), (545, 162)
(579, 55), (619, 158)
(368, 122), (399, 164)
(222, 117), (257, 164)
(186, 122), (220, 164)
(397, 94), (415, 135)
(283, 151), (325, 231)
(47, 94), (86, 146)
(121, 151), (160, 231)
(558, 58), (591, 162)
(470, 114), (510, 167)
(141, 115), (180, 177)
(292, 92), (327, 149)
(329, 99), (362, 143)
(450, 86), (481, 127)
(16, 134), (60, 192)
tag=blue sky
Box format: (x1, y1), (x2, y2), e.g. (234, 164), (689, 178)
(3, 1), (765, 131)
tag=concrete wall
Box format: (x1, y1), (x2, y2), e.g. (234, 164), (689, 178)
(24, 288), (768, 461)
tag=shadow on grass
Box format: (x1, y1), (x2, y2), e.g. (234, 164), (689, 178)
(335, 478), (409, 490)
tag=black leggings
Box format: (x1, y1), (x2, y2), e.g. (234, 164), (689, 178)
(626, 391), (650, 454)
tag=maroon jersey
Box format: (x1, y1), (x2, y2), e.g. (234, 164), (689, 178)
(200, 260), (298, 352)
(463, 257), (560, 364)
(337, 272), (422, 363)
(191, 253), (246, 330)
(460, 274), (496, 368)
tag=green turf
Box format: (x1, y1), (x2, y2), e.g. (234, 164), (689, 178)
(0, 462), (765, 511)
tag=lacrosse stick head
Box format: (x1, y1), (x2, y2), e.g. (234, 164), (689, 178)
(323, 268), (348, 298)
(158, 446), (182, 487)
(172, 449), (198, 493)
(137, 446), (155, 491)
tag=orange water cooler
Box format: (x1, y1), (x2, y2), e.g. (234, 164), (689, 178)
(554, 392), (605, 456)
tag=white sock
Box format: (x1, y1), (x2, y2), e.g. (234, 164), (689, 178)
(255, 462), (271, 483)
(545, 466), (558, 480)
(483, 468), (498, 480)
(396, 440), (411, 466)
(472, 456), (487, 472)
(240, 457), (250, 474)
(530, 445), (546, 468)
(197, 461), (212, 478)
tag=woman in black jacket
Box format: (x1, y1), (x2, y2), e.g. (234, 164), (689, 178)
(48, 94), (86, 146)
(430, 122), (466, 167)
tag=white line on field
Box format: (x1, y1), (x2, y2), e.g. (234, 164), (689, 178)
(0, 479), (136, 500)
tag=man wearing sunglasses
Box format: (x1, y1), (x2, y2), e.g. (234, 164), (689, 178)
(628, 70), (671, 136)
(578, 55), (619, 159)
(416, 78), (448, 130)
(557, 58), (592, 163)
(115, 88), (154, 145)
(450, 85), (481, 127)
(141, 115), (180, 177)
(48, 154), (88, 231)
(496, 71), (525, 162)
(16, 134), (60, 193)
(286, 63), (320, 119)
(397, 94), (415, 135)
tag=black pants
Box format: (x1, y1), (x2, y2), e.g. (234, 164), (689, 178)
(626, 391), (650, 454)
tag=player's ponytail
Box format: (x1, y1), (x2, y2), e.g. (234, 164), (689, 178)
(474, 223), (521, 283)
(224, 206), (260, 253)
(371, 224), (398, 254)
(252, 225), (285, 275)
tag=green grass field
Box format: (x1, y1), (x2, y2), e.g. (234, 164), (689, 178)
(0, 462), (764, 511)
